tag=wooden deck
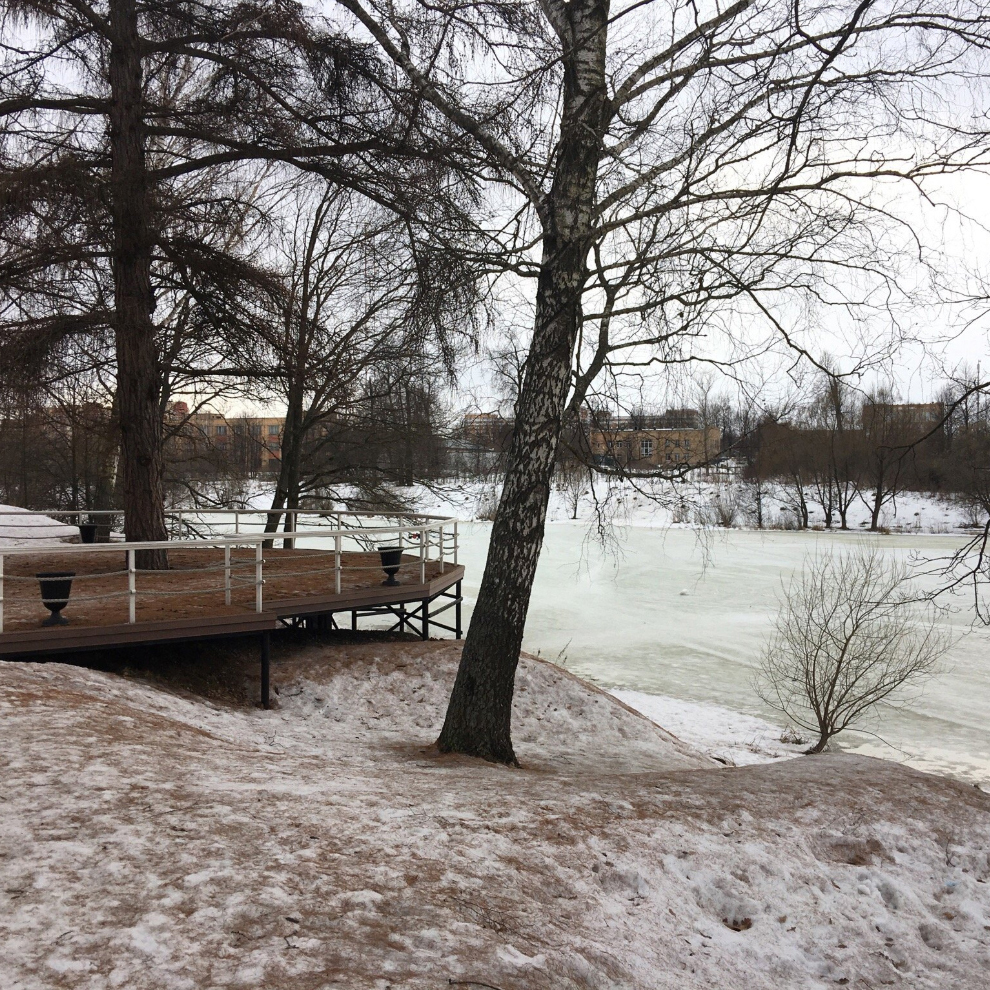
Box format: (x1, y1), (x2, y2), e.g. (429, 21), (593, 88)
(0, 549), (464, 666)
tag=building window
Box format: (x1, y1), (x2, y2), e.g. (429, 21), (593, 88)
(640, 438), (654, 457)
(268, 424), (279, 436)
(216, 425), (227, 436)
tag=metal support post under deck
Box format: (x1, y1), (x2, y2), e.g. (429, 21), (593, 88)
(421, 597), (430, 640)
(261, 631), (271, 709)
(455, 580), (462, 639)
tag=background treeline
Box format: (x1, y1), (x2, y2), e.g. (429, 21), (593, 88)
(708, 372), (990, 531)
(5, 365), (990, 531)
(0, 373), (452, 514)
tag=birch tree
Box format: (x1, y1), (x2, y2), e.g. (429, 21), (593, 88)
(330, 0), (990, 763)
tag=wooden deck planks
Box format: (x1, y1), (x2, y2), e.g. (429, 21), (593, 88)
(0, 551), (464, 658)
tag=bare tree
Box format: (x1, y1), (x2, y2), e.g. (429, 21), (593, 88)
(0, 1), (451, 564)
(757, 545), (948, 753)
(248, 183), (471, 533)
(333, 0), (990, 762)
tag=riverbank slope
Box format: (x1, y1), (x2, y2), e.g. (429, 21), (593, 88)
(2, 641), (988, 988)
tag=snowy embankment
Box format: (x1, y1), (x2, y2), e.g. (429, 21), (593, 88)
(408, 478), (981, 534)
(612, 690), (807, 767)
(2, 642), (988, 989)
(0, 504), (78, 546)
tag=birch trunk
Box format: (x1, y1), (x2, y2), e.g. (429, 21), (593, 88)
(108, 0), (168, 567)
(437, 0), (609, 764)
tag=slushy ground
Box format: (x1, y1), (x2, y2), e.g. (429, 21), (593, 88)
(454, 523), (990, 786)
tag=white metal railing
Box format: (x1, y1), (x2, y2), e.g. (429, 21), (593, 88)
(0, 510), (460, 633)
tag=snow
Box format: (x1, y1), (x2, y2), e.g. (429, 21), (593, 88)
(611, 690), (808, 766)
(4, 490), (988, 784)
(0, 504), (78, 546)
(2, 643), (989, 989)
(408, 477), (983, 534)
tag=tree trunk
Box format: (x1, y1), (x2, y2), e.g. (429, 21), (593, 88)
(109, 0), (167, 567)
(870, 490), (883, 530)
(437, 0), (609, 764)
(267, 388), (304, 547)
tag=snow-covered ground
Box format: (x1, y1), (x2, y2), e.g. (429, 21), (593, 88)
(612, 691), (808, 767)
(408, 476), (984, 534)
(5, 493), (989, 783)
(0, 505), (79, 546)
(2, 644), (988, 989)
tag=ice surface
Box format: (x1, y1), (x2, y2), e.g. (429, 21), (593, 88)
(405, 482), (990, 785)
(451, 522), (990, 786)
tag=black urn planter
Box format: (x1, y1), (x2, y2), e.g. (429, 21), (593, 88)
(377, 546), (403, 586)
(78, 522), (98, 544)
(37, 571), (76, 626)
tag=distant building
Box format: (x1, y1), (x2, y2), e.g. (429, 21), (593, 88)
(166, 404), (285, 473)
(861, 401), (943, 438)
(589, 424), (721, 470)
(459, 412), (513, 454)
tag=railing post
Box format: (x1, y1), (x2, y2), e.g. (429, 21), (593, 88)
(334, 533), (341, 595)
(454, 520), (459, 566)
(177, 510), (183, 539)
(235, 511), (240, 535)
(419, 527), (426, 584)
(255, 541), (263, 613)
(127, 548), (136, 624)
(224, 543), (231, 606)
(439, 523), (445, 574)
(0, 553), (4, 633)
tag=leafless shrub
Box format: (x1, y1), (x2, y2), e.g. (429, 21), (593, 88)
(695, 484), (740, 528)
(475, 486), (500, 521)
(756, 545), (949, 753)
(555, 460), (590, 520)
(766, 512), (800, 531)
(959, 497), (987, 530)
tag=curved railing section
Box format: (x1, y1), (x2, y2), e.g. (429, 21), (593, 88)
(0, 509), (460, 633)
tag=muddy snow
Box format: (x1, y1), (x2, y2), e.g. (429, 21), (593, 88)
(2, 641), (988, 988)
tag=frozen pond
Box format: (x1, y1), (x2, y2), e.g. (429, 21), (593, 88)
(455, 523), (990, 785)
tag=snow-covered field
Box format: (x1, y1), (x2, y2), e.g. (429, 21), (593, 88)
(611, 691), (808, 767)
(410, 476), (984, 534)
(2, 643), (988, 989)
